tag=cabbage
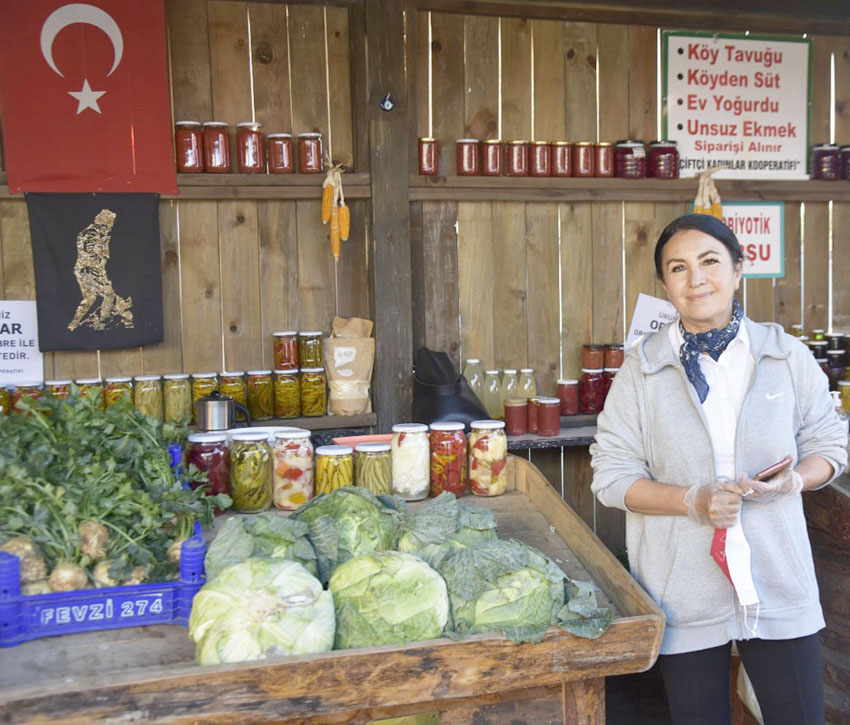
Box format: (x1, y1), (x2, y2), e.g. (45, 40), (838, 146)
(188, 558), (334, 665)
(292, 486), (406, 584)
(397, 491), (497, 555)
(329, 550), (449, 649)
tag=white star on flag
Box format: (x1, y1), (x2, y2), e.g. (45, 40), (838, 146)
(68, 79), (105, 114)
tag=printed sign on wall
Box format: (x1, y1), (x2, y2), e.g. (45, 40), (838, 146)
(664, 32), (811, 179)
(721, 202), (785, 278)
(0, 301), (44, 384)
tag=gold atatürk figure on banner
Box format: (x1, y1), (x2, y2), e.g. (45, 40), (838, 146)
(67, 209), (134, 332)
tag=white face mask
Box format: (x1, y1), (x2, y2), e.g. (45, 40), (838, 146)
(712, 516), (760, 635)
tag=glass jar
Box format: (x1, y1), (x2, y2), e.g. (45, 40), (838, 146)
(230, 432), (272, 513)
(273, 369), (301, 418)
(202, 122), (230, 173)
(812, 329), (825, 342)
(273, 331), (299, 371)
(0, 388), (9, 415)
(236, 122), (264, 173)
(551, 141), (571, 177)
(456, 139), (480, 175)
(518, 368), (537, 399)
(186, 433), (231, 505)
(500, 369), (519, 410)
(790, 324), (804, 337)
(76, 378), (103, 407)
(481, 139), (503, 176)
(572, 142), (595, 177)
(826, 349), (845, 368)
(648, 141), (679, 179)
(614, 140), (646, 178)
(391, 423), (430, 500)
(809, 341), (828, 360)
(811, 144), (841, 180)
(45, 379), (72, 399)
(175, 121), (204, 173)
(163, 373), (192, 424)
(103, 376), (132, 407)
(503, 398), (528, 437)
(595, 142), (614, 177)
(463, 358), (485, 400)
(469, 420), (508, 496)
(530, 141), (551, 176)
(604, 344), (624, 368)
(12, 383), (42, 411)
(506, 140), (529, 176)
(602, 367), (619, 400)
(582, 344), (605, 369)
(842, 146), (850, 180)
(273, 429), (314, 510)
(527, 396), (539, 433)
(557, 379), (579, 416)
(191, 372), (218, 401)
(429, 421), (468, 496)
(300, 367), (327, 417)
(537, 397), (561, 437)
(298, 331), (324, 368)
(355, 442), (392, 495)
(826, 333), (845, 351)
(267, 133), (294, 174)
(418, 137), (438, 175)
(133, 375), (163, 421)
(481, 369), (503, 419)
(247, 370), (274, 421)
(297, 133), (323, 173)
(580, 368), (605, 413)
(839, 380), (850, 412)
(315, 445), (353, 495)
(219, 371), (247, 407)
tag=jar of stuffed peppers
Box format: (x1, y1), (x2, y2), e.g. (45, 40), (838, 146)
(230, 431), (272, 513)
(44, 379), (72, 399)
(315, 445), (354, 495)
(247, 370), (274, 421)
(273, 331), (299, 371)
(104, 376), (133, 406)
(355, 442), (392, 495)
(298, 331), (324, 368)
(272, 429), (314, 510)
(429, 421), (468, 496)
(391, 423), (430, 500)
(133, 375), (164, 421)
(162, 373), (192, 424)
(468, 420), (508, 497)
(186, 433), (231, 507)
(76, 378), (104, 407)
(0, 388), (9, 415)
(274, 369), (301, 418)
(300, 367), (327, 417)
(220, 371), (248, 407)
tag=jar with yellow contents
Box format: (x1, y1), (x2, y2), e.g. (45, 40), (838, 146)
(76, 378), (104, 408)
(315, 445), (354, 495)
(300, 367), (327, 417)
(355, 443), (392, 495)
(298, 331), (324, 368)
(230, 431), (272, 513)
(0, 387), (10, 415)
(220, 371), (248, 407)
(134, 375), (164, 421)
(44, 379), (72, 400)
(191, 373), (218, 403)
(105, 376), (133, 407)
(163, 373), (192, 424)
(11, 383), (42, 412)
(274, 369), (301, 418)
(247, 370), (274, 421)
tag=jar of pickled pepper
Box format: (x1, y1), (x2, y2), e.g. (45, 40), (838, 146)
(429, 421), (468, 496)
(134, 375), (164, 421)
(44, 379), (72, 399)
(237, 122), (264, 173)
(300, 367), (327, 417)
(274, 369), (301, 418)
(247, 370), (274, 421)
(273, 429), (314, 510)
(76, 378), (103, 407)
(315, 445), (354, 495)
(0, 388), (9, 415)
(267, 133), (294, 174)
(202, 122), (231, 173)
(191, 373), (218, 402)
(175, 121), (204, 173)
(297, 133), (323, 173)
(273, 331), (299, 371)
(220, 371), (248, 407)
(298, 331), (324, 368)
(186, 432), (231, 507)
(104, 376), (133, 406)
(163, 373), (192, 424)
(468, 420), (508, 497)
(230, 432), (272, 513)
(355, 442), (392, 495)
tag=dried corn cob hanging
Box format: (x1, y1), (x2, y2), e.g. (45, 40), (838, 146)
(693, 167), (725, 220)
(321, 163), (349, 258)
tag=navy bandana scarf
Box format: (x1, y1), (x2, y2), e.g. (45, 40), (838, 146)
(678, 299), (743, 404)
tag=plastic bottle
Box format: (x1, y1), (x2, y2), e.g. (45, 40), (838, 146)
(481, 370), (503, 419)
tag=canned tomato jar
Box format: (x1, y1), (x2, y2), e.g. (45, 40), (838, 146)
(595, 142), (614, 177)
(202, 122), (231, 173)
(572, 142), (595, 177)
(174, 121), (203, 173)
(557, 379), (579, 416)
(267, 133), (294, 173)
(236, 122), (264, 173)
(536, 397), (561, 437)
(456, 139), (480, 175)
(418, 137), (438, 175)
(481, 139), (503, 176)
(297, 133), (323, 173)
(551, 141), (571, 177)
(530, 141), (551, 176)
(506, 140), (529, 176)
(503, 397), (528, 436)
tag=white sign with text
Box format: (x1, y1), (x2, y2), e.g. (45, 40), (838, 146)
(721, 202), (785, 277)
(626, 294), (679, 349)
(0, 301), (44, 384)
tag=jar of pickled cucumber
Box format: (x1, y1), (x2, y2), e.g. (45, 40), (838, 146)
(247, 370), (274, 421)
(0, 387), (10, 415)
(104, 376), (133, 406)
(163, 373), (192, 424)
(274, 369), (301, 418)
(315, 445), (354, 495)
(134, 375), (164, 421)
(44, 379), (72, 399)
(298, 331), (324, 368)
(469, 420), (508, 497)
(11, 383), (42, 411)
(219, 371), (247, 407)
(391, 423), (430, 500)
(272, 429), (314, 510)
(273, 331), (299, 371)
(76, 378), (103, 407)
(230, 431), (272, 513)
(300, 367), (327, 417)
(355, 442), (392, 495)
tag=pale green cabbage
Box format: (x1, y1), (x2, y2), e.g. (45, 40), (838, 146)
(397, 491), (497, 555)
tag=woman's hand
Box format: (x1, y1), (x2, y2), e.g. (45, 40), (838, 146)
(738, 469), (804, 504)
(684, 479), (748, 528)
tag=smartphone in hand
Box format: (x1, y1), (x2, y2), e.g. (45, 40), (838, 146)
(753, 455), (794, 482)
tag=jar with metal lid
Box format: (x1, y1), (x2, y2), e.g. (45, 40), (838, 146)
(614, 140), (647, 178)
(274, 369), (301, 418)
(247, 370), (274, 421)
(163, 373), (192, 424)
(537, 397), (561, 437)
(648, 141), (679, 179)
(300, 367), (327, 417)
(572, 142), (595, 178)
(104, 376), (132, 406)
(273, 429), (314, 509)
(826, 348), (846, 367)
(557, 379), (579, 416)
(811, 144), (841, 180)
(273, 331), (299, 371)
(391, 423), (430, 500)
(76, 378), (103, 407)
(191, 373), (218, 419)
(175, 121), (204, 173)
(186, 432), (231, 507)
(503, 398), (528, 437)
(230, 432), (272, 512)
(518, 368), (537, 399)
(356, 442), (392, 495)
(12, 383), (42, 411)
(429, 421), (468, 496)
(481, 369), (503, 419)
(481, 139), (503, 176)
(506, 140), (529, 176)
(202, 122), (230, 173)
(0, 388), (9, 415)
(595, 142), (614, 177)
(582, 344), (605, 369)
(267, 133), (294, 173)
(456, 139), (480, 175)
(45, 379), (72, 399)
(527, 396), (540, 433)
(602, 367), (619, 400)
(236, 122), (265, 173)
(790, 324), (804, 337)
(219, 371), (247, 407)
(134, 375), (163, 421)
(530, 141), (551, 176)
(841, 146), (850, 180)
(812, 329), (825, 341)
(418, 137), (438, 175)
(297, 133), (323, 173)
(298, 331), (324, 368)
(580, 368), (605, 413)
(315, 445), (354, 495)
(604, 344), (624, 368)
(469, 420), (508, 496)
(826, 333), (845, 351)
(551, 141), (571, 177)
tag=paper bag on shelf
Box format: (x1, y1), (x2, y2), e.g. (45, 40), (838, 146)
(323, 316), (375, 415)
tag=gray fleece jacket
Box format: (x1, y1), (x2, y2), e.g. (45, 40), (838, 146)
(590, 318), (847, 655)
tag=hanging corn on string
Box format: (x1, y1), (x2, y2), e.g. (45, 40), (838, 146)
(321, 162), (350, 260)
(693, 167), (725, 220)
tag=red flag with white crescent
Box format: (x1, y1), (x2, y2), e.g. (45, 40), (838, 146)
(0, 1), (176, 194)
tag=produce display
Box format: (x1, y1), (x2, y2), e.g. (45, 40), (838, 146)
(229, 434), (272, 513)
(273, 431), (313, 509)
(314, 445), (353, 495)
(468, 422), (508, 496)
(355, 443), (392, 495)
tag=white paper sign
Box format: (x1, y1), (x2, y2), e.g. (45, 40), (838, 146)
(0, 301), (44, 385)
(664, 32), (810, 179)
(626, 294), (679, 349)
(720, 202), (785, 277)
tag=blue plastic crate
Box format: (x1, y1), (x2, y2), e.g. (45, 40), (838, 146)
(0, 526), (206, 647)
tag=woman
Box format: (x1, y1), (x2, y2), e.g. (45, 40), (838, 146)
(590, 213), (847, 724)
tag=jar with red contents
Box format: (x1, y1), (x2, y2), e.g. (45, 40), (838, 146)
(503, 398), (528, 436)
(297, 133), (323, 173)
(536, 397), (561, 437)
(580, 368), (605, 414)
(648, 141), (679, 179)
(527, 396), (540, 433)
(530, 141), (551, 176)
(12, 383), (42, 411)
(571, 142), (595, 178)
(202, 122), (231, 173)
(614, 140), (646, 178)
(506, 140), (529, 176)
(175, 121), (204, 173)
(273, 330), (299, 371)
(456, 139), (480, 175)
(186, 433), (231, 511)
(557, 379), (579, 416)
(267, 133), (294, 173)
(481, 140), (503, 176)
(429, 421), (468, 496)
(236, 122), (264, 173)
(551, 142), (571, 177)
(602, 367), (619, 401)
(582, 344), (605, 369)
(841, 146), (850, 180)
(595, 142), (614, 177)
(418, 137), (438, 175)
(811, 144), (841, 180)
(604, 344), (624, 368)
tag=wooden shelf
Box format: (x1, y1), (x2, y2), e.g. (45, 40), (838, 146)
(254, 412), (376, 431)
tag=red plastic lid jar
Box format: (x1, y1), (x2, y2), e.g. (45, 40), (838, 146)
(175, 121), (203, 173)
(202, 122), (231, 173)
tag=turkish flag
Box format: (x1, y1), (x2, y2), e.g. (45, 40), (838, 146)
(0, 1), (176, 194)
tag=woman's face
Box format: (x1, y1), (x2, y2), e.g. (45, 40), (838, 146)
(659, 228), (743, 334)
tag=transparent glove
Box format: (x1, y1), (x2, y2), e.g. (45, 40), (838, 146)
(738, 468), (804, 504)
(683, 478), (747, 528)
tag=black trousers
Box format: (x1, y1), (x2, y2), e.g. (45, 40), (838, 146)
(658, 634), (825, 725)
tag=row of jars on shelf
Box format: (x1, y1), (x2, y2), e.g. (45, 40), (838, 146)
(810, 144), (850, 181)
(418, 138), (680, 179)
(186, 420), (509, 513)
(174, 121), (324, 174)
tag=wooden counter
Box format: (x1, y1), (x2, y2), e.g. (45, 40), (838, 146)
(0, 456), (663, 724)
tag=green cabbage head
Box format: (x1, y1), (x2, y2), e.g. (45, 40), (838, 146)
(329, 550), (449, 649)
(188, 558), (334, 665)
(397, 491), (497, 556)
